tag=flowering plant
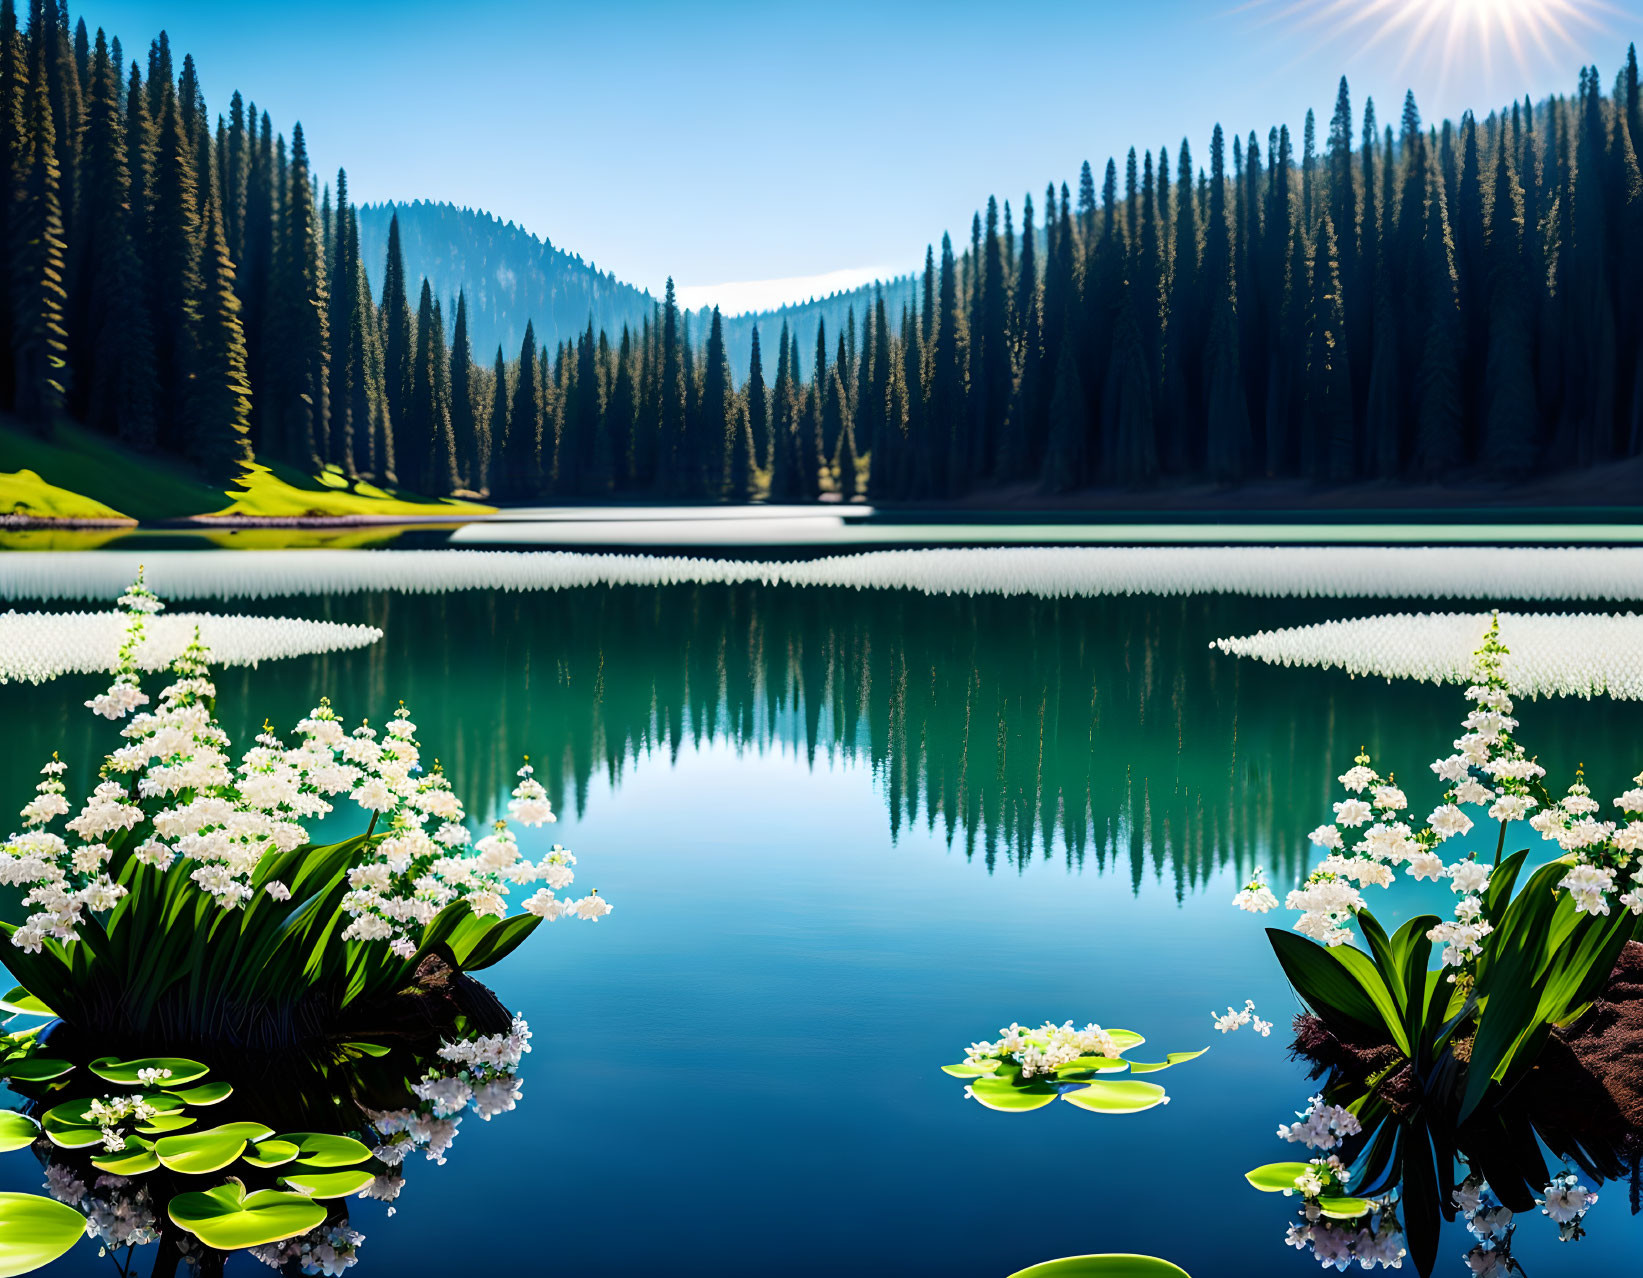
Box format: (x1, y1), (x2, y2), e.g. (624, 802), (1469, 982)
(941, 1020), (1204, 1114)
(0, 574), (611, 1046)
(1240, 619), (1639, 1124)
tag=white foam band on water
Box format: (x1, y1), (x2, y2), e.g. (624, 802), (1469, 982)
(0, 547), (1641, 603)
(1212, 612), (1643, 700)
(0, 612), (384, 685)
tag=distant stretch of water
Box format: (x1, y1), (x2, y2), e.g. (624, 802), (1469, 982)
(2, 544), (1643, 603)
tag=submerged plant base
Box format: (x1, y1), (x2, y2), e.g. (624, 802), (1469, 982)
(1291, 940), (1643, 1210)
(41, 954), (514, 1064)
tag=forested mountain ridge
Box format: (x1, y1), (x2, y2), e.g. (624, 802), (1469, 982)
(360, 199), (918, 395)
(355, 201), (654, 363)
(4, 0), (1643, 509)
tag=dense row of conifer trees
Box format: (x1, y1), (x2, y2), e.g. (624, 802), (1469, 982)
(5, 0), (1643, 498)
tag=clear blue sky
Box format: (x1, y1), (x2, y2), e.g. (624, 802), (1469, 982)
(72, 0), (1639, 309)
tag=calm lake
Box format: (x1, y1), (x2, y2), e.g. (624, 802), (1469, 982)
(1, 550), (1639, 1276)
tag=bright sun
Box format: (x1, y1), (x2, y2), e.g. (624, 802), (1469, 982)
(1243, 0), (1627, 104)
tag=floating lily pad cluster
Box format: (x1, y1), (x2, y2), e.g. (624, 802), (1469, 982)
(941, 1021), (1206, 1114)
(0, 987), (384, 1273)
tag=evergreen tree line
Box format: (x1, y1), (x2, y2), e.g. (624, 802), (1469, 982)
(6, 0), (1643, 498)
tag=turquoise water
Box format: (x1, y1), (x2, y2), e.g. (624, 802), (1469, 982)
(0, 572), (1639, 1276)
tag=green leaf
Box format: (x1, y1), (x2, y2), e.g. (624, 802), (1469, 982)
(0, 1059), (71, 1084)
(1052, 1056), (1129, 1077)
(133, 1114), (196, 1136)
(1245, 1162), (1313, 1193)
(154, 1127), (251, 1175)
(0, 1113), (38, 1153)
(172, 1080), (233, 1106)
(1005, 1256), (1192, 1278)
(1318, 1196), (1374, 1220)
(965, 1075), (1059, 1112)
(338, 1041), (391, 1059)
(44, 1127), (102, 1150)
(91, 1136), (158, 1177)
(1124, 1048), (1208, 1074)
(40, 1099), (97, 1132)
(241, 1139), (300, 1169)
(89, 1056), (210, 1087)
(1060, 1079), (1169, 1114)
(168, 1179), (326, 1250)
(280, 1132), (373, 1168)
(940, 1060), (1000, 1078)
(278, 1168), (375, 1198)
(0, 989), (53, 1018)
(1266, 929), (1386, 1039)
(0, 1192), (86, 1276)
(460, 913), (541, 971)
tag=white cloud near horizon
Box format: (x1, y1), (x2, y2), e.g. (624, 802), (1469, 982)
(673, 266), (907, 317)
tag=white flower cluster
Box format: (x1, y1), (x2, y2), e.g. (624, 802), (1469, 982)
(9, 546), (1643, 607)
(1255, 620), (1631, 969)
(1212, 610), (1643, 701)
(75, 1093), (163, 1153)
(43, 1165), (159, 1254)
(1280, 1155), (1407, 1271)
(251, 1224), (365, 1276)
(1277, 1096), (1362, 1151)
(1211, 1000), (1272, 1036)
(1525, 773), (1643, 918)
(962, 1020), (1123, 1079)
(1537, 1172), (1597, 1242)
(0, 608), (382, 686)
(371, 1018), (532, 1172)
(1, 575), (612, 956)
(1455, 1171), (1521, 1276)
(1232, 867), (1279, 914)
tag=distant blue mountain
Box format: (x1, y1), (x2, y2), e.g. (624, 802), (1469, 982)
(356, 200), (917, 381)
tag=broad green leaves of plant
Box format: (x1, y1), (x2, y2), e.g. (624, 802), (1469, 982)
(89, 1056), (210, 1086)
(0, 1114), (38, 1155)
(0, 1193), (85, 1277)
(278, 1167), (375, 1198)
(168, 1179), (326, 1250)
(278, 1131), (372, 1168)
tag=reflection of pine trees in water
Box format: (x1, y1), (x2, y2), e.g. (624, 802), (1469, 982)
(5, 586), (1634, 899)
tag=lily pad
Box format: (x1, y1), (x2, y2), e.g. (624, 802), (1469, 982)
(0, 1059), (71, 1084)
(966, 1075), (1060, 1112)
(134, 1113), (196, 1136)
(241, 1139), (299, 1169)
(91, 1136), (158, 1176)
(280, 1132), (372, 1168)
(0, 1192), (85, 1276)
(168, 1179), (326, 1250)
(339, 1041), (391, 1058)
(1246, 1162), (1314, 1193)
(1319, 1196), (1374, 1220)
(171, 1080), (233, 1106)
(940, 1059), (1001, 1078)
(1060, 1079), (1170, 1114)
(1125, 1048), (1209, 1074)
(155, 1127), (252, 1175)
(0, 1113), (39, 1154)
(1052, 1055), (1129, 1076)
(278, 1167), (375, 1198)
(44, 1126), (103, 1150)
(1006, 1257), (1191, 1278)
(89, 1057), (210, 1087)
(0, 989), (53, 1019)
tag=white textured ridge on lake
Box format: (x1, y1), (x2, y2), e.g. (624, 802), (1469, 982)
(0, 546), (1641, 602)
(1212, 612), (1643, 700)
(0, 611), (384, 685)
